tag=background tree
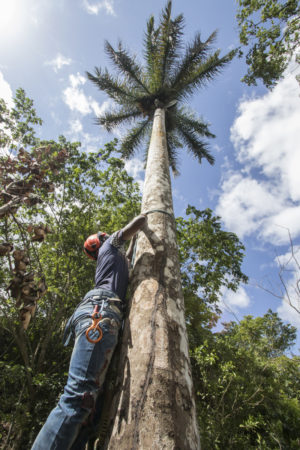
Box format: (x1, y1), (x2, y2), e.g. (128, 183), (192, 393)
(193, 311), (300, 449)
(0, 93), (69, 330)
(177, 206), (248, 309)
(87, 2), (236, 447)
(236, 0), (300, 88)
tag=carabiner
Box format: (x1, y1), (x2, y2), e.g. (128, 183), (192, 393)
(86, 306), (103, 344)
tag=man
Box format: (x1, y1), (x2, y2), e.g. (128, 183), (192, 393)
(32, 214), (146, 449)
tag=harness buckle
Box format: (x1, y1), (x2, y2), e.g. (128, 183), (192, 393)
(85, 305), (103, 344)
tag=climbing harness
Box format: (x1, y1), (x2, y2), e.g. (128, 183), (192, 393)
(131, 209), (173, 267)
(85, 297), (123, 344)
(86, 304), (103, 344)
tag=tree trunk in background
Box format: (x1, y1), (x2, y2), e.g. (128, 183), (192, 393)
(107, 108), (200, 449)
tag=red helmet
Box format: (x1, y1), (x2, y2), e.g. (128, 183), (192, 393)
(83, 232), (108, 260)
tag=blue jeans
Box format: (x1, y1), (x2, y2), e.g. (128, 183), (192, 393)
(32, 289), (123, 450)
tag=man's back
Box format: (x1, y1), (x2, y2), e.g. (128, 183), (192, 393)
(94, 230), (128, 301)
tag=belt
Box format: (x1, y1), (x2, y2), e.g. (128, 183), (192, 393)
(89, 295), (122, 303)
(83, 288), (124, 311)
(87, 296), (123, 314)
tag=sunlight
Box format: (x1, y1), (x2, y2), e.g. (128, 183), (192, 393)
(0, 0), (25, 40)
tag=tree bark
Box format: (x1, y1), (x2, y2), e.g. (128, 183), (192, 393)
(107, 108), (200, 449)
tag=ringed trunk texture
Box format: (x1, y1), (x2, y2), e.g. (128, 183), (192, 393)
(107, 109), (200, 449)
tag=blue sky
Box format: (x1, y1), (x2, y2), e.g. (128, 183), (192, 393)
(1, 0), (300, 349)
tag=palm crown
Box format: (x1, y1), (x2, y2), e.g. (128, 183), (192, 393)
(87, 1), (236, 173)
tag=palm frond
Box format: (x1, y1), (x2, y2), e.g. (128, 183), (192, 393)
(174, 109), (215, 139)
(104, 40), (150, 94)
(175, 117), (215, 165)
(120, 119), (151, 159)
(175, 49), (237, 101)
(166, 130), (182, 175)
(143, 16), (160, 87)
(96, 108), (142, 132)
(149, 2), (184, 90)
(86, 68), (136, 104)
(165, 107), (178, 132)
(171, 31), (217, 88)
(158, 2), (184, 84)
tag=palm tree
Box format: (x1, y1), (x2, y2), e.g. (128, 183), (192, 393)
(87, 2), (236, 449)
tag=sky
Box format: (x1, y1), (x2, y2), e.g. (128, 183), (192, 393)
(1, 0), (300, 349)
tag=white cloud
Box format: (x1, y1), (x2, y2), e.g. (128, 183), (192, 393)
(63, 73), (90, 115)
(277, 301), (300, 328)
(124, 157), (144, 180)
(213, 144), (223, 153)
(0, 71), (13, 107)
(69, 73), (86, 88)
(63, 73), (111, 116)
(45, 53), (72, 72)
(69, 118), (83, 134)
(124, 157), (145, 193)
(217, 174), (282, 237)
(92, 99), (111, 117)
(0, 72), (14, 155)
(216, 66), (300, 245)
(66, 118), (103, 153)
(221, 286), (251, 312)
(82, 0), (115, 16)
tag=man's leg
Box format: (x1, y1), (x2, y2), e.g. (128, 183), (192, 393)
(32, 305), (121, 450)
(70, 390), (105, 450)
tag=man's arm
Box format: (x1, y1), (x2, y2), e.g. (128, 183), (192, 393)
(126, 233), (137, 263)
(122, 214), (147, 241)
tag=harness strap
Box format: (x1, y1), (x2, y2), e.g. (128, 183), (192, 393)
(90, 295), (122, 303)
(144, 209), (173, 218)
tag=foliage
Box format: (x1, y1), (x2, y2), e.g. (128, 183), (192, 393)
(236, 0), (300, 88)
(0, 91), (141, 447)
(1, 90), (299, 450)
(193, 311), (300, 449)
(87, 0), (236, 173)
(177, 206), (248, 308)
(176, 205), (248, 355)
(0, 88), (42, 151)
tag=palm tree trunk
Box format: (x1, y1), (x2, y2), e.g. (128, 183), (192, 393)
(107, 108), (200, 449)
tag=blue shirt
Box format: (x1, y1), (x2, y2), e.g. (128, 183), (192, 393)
(94, 230), (128, 301)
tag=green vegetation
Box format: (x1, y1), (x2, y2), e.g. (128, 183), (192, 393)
(236, 0), (300, 88)
(0, 90), (141, 447)
(193, 311), (300, 449)
(1, 91), (299, 449)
